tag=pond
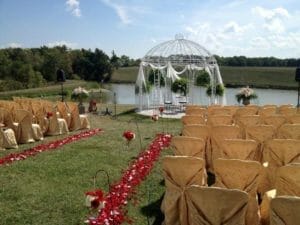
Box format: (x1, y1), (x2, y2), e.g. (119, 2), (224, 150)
(102, 83), (298, 106)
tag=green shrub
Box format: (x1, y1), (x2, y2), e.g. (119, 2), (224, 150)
(206, 84), (225, 96)
(171, 78), (188, 96)
(195, 70), (210, 86)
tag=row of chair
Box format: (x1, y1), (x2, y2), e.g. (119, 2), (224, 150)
(0, 98), (90, 150)
(161, 156), (300, 225)
(160, 105), (300, 225)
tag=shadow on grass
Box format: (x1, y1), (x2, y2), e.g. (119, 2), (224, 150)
(140, 194), (165, 225)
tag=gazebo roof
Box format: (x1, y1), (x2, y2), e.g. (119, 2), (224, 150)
(143, 35), (217, 67)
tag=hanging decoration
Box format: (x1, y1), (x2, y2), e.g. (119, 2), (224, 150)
(0, 128), (102, 166)
(86, 133), (172, 225)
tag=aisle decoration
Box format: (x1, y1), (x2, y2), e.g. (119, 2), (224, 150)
(86, 133), (172, 225)
(122, 130), (135, 146)
(0, 128), (102, 166)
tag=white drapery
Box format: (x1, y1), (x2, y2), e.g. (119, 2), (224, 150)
(135, 61), (225, 111)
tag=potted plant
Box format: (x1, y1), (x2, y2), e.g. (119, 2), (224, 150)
(171, 78), (188, 96)
(235, 86), (258, 105)
(71, 86), (89, 114)
(206, 84), (225, 105)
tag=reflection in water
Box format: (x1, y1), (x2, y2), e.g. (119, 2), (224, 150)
(105, 83), (297, 106)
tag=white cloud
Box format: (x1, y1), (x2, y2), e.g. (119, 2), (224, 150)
(100, 0), (147, 25)
(101, 0), (132, 24)
(252, 6), (290, 33)
(66, 0), (81, 17)
(6, 42), (22, 48)
(47, 41), (77, 48)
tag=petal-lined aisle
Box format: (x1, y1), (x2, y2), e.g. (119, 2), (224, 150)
(87, 133), (172, 225)
(0, 128), (102, 166)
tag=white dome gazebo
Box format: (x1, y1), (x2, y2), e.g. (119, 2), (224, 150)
(135, 35), (225, 111)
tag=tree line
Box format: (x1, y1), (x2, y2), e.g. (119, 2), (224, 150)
(0, 46), (140, 91)
(214, 55), (300, 67)
(0, 45), (299, 92)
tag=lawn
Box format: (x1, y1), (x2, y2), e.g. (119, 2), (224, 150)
(110, 66), (297, 89)
(0, 104), (182, 225)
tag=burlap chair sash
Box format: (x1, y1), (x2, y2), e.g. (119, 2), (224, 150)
(263, 115), (286, 130)
(162, 156), (206, 225)
(171, 136), (205, 158)
(245, 125), (275, 162)
(285, 114), (300, 124)
(208, 107), (231, 116)
(209, 125), (241, 171)
(270, 196), (300, 225)
(186, 186), (249, 225)
(258, 107), (277, 117)
(181, 115), (205, 125)
(207, 115), (233, 126)
(236, 115), (262, 138)
(275, 163), (300, 196)
(277, 124), (300, 139)
(220, 139), (258, 161)
(213, 159), (261, 225)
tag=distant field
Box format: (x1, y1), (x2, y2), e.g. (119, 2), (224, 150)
(0, 80), (101, 100)
(111, 66), (297, 89)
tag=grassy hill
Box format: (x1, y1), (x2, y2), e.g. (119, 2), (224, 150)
(111, 66), (297, 89)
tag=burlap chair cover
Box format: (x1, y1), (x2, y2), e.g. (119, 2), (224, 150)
(182, 125), (210, 168)
(220, 139), (258, 161)
(46, 108), (69, 136)
(277, 124), (300, 139)
(270, 196), (300, 225)
(278, 107), (296, 116)
(0, 108), (18, 131)
(57, 102), (72, 128)
(263, 115), (286, 131)
(245, 125), (275, 162)
(213, 159), (261, 225)
(285, 114), (300, 124)
(235, 107), (258, 121)
(171, 136), (205, 158)
(181, 115), (205, 125)
(207, 115), (233, 126)
(161, 156), (206, 225)
(223, 105), (240, 116)
(185, 107), (206, 117)
(224, 105), (239, 116)
(263, 104), (277, 108)
(210, 125), (241, 171)
(276, 164), (300, 196)
(208, 107), (231, 116)
(14, 109), (43, 143)
(32, 106), (49, 134)
(207, 105), (221, 114)
(236, 115), (262, 138)
(258, 107), (277, 117)
(67, 102), (90, 130)
(0, 128), (18, 149)
(260, 139), (300, 195)
(186, 186), (249, 225)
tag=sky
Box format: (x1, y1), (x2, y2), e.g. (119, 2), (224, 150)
(0, 0), (300, 59)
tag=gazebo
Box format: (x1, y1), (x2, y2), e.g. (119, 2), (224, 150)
(135, 35), (225, 111)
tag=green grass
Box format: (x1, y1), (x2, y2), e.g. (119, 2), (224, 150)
(111, 66), (297, 89)
(0, 105), (182, 225)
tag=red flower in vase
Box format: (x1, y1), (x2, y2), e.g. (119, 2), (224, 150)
(85, 189), (104, 209)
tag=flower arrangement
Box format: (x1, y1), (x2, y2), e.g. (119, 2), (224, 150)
(235, 86), (258, 105)
(71, 86), (89, 104)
